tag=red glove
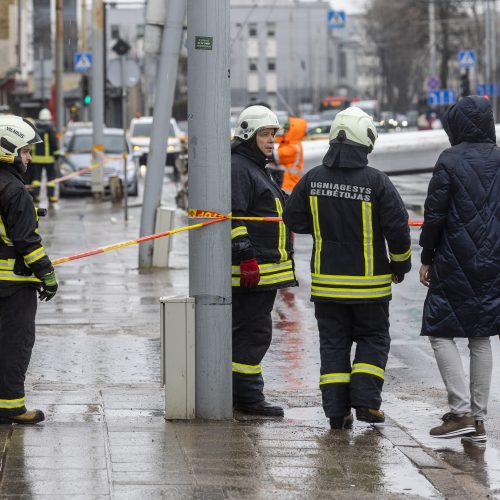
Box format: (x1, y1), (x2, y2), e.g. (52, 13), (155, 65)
(240, 258), (260, 288)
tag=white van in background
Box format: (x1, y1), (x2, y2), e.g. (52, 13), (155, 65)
(128, 116), (182, 166)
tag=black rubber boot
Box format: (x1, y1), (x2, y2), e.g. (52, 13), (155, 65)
(356, 407), (385, 423)
(234, 401), (284, 417)
(330, 413), (353, 430)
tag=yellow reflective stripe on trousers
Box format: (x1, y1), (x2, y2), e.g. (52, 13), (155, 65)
(362, 201), (373, 276)
(319, 372), (350, 385)
(0, 216), (12, 246)
(351, 363), (385, 380)
(309, 196), (322, 273)
(311, 286), (392, 299)
(24, 246), (46, 265)
(231, 225), (248, 239)
(274, 198), (287, 261)
(390, 248), (412, 262)
(0, 396), (25, 409)
(232, 362), (262, 375)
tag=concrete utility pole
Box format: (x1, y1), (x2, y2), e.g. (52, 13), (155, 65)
(138, 0), (185, 268)
(55, 0), (64, 140)
(81, 0), (90, 122)
(187, 0), (232, 419)
(490, 1), (497, 117)
(91, 0), (105, 197)
(429, 0), (437, 78)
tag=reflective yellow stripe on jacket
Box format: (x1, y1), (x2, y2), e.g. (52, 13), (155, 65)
(309, 196), (322, 274)
(311, 273), (392, 299)
(231, 225), (249, 239)
(390, 249), (412, 262)
(31, 133), (55, 164)
(274, 198), (287, 261)
(362, 201), (373, 276)
(232, 260), (295, 287)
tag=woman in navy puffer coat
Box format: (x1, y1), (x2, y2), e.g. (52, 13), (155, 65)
(419, 96), (500, 442)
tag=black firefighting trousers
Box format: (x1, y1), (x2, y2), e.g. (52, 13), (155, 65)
(232, 290), (277, 405)
(0, 287), (37, 417)
(31, 163), (57, 198)
(314, 301), (390, 418)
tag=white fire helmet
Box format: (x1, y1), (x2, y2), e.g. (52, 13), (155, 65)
(329, 106), (378, 152)
(38, 108), (52, 121)
(234, 105), (281, 140)
(0, 115), (42, 159)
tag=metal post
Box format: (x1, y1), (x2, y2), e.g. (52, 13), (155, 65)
(485, 0), (492, 86)
(17, 0), (22, 71)
(55, 0), (64, 143)
(187, 0), (232, 419)
(429, 0), (437, 78)
(81, 0), (90, 121)
(491, 0), (497, 118)
(121, 55), (128, 221)
(91, 0), (105, 197)
(138, 0), (185, 268)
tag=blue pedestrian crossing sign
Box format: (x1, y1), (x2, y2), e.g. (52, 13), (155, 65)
(74, 52), (92, 73)
(458, 50), (476, 69)
(327, 10), (346, 29)
(428, 89), (457, 106)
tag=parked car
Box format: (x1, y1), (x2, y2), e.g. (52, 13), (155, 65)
(128, 116), (182, 166)
(62, 120), (92, 151)
(304, 121), (331, 140)
(58, 127), (139, 196)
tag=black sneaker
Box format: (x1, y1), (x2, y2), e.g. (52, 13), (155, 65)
(234, 401), (284, 417)
(461, 420), (486, 445)
(330, 413), (353, 430)
(430, 412), (475, 438)
(356, 407), (385, 423)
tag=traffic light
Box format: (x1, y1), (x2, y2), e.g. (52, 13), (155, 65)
(460, 69), (471, 98)
(81, 75), (91, 106)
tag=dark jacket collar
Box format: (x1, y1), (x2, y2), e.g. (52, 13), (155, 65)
(322, 142), (369, 169)
(0, 158), (26, 182)
(443, 95), (496, 146)
(231, 137), (270, 169)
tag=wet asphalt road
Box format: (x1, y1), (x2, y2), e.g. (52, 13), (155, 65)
(0, 171), (498, 498)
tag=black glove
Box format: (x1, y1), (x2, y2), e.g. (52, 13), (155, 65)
(39, 271), (58, 301)
(392, 273), (405, 284)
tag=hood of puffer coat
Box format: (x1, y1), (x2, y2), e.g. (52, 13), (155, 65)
(442, 95), (496, 146)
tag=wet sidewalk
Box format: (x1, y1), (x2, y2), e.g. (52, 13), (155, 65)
(0, 177), (493, 499)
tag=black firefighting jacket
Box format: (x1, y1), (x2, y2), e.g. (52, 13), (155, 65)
(283, 142), (411, 303)
(0, 158), (53, 297)
(231, 139), (298, 292)
(31, 121), (58, 164)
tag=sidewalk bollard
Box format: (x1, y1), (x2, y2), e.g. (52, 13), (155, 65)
(160, 296), (195, 419)
(152, 206), (175, 267)
(109, 176), (123, 203)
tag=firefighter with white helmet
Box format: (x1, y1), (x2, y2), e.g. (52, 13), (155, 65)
(231, 105), (297, 416)
(283, 106), (411, 429)
(0, 115), (58, 425)
(30, 108), (59, 203)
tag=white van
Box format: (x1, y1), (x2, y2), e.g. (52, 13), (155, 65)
(128, 116), (182, 166)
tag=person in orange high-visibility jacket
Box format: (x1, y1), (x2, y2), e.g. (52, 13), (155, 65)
(275, 117), (307, 193)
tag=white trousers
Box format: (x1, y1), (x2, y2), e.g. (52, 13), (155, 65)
(429, 337), (492, 420)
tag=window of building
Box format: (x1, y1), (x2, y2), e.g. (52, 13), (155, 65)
(266, 22), (276, 37)
(328, 57), (334, 74)
(111, 25), (120, 39)
(249, 59), (258, 72)
(136, 24), (144, 38)
(249, 23), (257, 38)
(267, 59), (276, 71)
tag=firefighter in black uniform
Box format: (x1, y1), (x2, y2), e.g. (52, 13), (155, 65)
(283, 107), (411, 429)
(30, 108), (58, 204)
(232, 105), (298, 416)
(0, 115), (58, 425)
